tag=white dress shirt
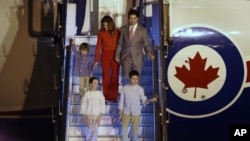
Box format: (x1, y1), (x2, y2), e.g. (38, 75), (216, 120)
(129, 23), (138, 34)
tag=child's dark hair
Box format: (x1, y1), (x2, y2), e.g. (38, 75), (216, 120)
(79, 42), (89, 52)
(128, 9), (139, 18)
(89, 77), (99, 83)
(129, 70), (139, 78)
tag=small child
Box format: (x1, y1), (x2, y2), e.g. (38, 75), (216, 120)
(118, 70), (157, 141)
(70, 39), (93, 97)
(81, 77), (105, 141)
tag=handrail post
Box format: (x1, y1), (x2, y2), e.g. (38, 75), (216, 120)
(159, 0), (171, 141)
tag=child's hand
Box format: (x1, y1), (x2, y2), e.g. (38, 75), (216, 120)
(95, 114), (102, 125)
(150, 97), (157, 102)
(83, 115), (87, 124)
(145, 97), (157, 104)
(119, 112), (123, 121)
(69, 38), (75, 45)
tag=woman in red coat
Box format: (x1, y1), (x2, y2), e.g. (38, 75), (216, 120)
(94, 15), (120, 102)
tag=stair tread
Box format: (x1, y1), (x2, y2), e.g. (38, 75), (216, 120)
(69, 124), (154, 127)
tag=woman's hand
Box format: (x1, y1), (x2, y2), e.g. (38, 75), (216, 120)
(115, 58), (120, 63)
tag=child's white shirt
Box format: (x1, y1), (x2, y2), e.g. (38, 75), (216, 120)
(80, 90), (105, 115)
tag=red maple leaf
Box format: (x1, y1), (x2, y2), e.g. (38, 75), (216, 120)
(175, 52), (219, 99)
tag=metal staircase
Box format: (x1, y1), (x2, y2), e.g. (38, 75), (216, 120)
(60, 1), (157, 140)
(64, 36), (155, 141)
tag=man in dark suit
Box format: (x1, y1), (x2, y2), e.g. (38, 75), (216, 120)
(115, 9), (154, 81)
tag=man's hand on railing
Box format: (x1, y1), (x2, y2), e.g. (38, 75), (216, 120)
(147, 53), (155, 60)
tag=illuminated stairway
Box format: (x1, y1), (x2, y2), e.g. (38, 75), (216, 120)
(65, 36), (155, 141)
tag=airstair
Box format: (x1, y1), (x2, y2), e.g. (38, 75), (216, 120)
(62, 2), (156, 141)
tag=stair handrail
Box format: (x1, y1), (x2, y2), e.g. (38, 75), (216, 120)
(152, 1), (172, 141)
(159, 1), (172, 141)
(53, 1), (71, 141)
(60, 42), (72, 141)
(135, 0), (164, 140)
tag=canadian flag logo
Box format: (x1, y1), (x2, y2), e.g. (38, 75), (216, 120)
(168, 45), (226, 102)
(175, 52), (219, 99)
(166, 26), (249, 118)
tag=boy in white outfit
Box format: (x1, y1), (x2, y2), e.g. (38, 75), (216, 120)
(81, 77), (105, 141)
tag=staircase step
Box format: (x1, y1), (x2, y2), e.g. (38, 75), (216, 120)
(69, 104), (154, 114)
(70, 85), (153, 99)
(71, 82), (153, 93)
(69, 114), (154, 125)
(71, 74), (154, 92)
(91, 65), (152, 76)
(68, 136), (154, 141)
(68, 125), (154, 136)
(71, 76), (153, 93)
(74, 36), (97, 46)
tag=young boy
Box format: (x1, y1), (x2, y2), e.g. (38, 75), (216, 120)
(118, 70), (157, 141)
(70, 39), (93, 97)
(81, 77), (105, 141)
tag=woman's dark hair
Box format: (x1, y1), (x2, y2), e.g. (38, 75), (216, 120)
(128, 9), (139, 18)
(89, 77), (99, 84)
(100, 15), (116, 36)
(129, 70), (139, 78)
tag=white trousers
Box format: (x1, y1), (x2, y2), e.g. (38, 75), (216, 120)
(85, 115), (99, 141)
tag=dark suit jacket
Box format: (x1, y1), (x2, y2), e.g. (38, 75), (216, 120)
(115, 24), (151, 67)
